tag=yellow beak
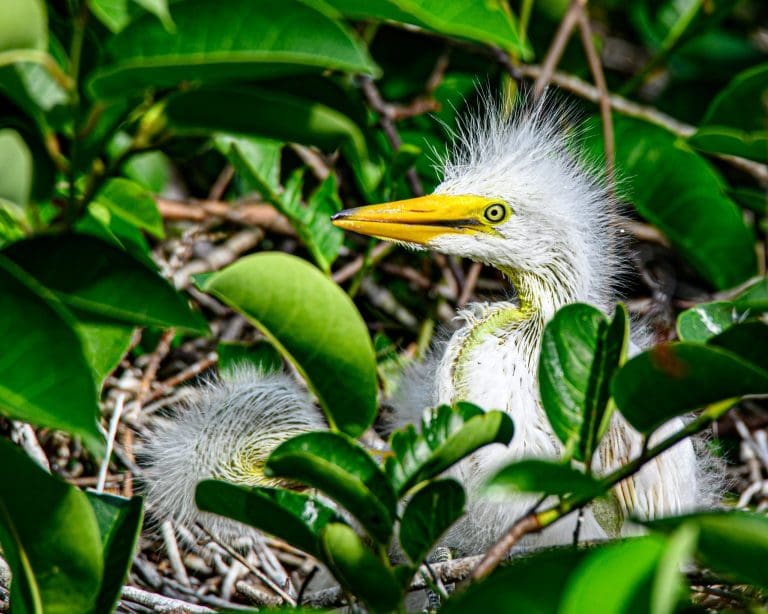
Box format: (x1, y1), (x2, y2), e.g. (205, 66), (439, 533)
(330, 194), (496, 246)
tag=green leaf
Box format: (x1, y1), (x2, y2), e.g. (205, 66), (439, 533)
(326, 0), (530, 58)
(75, 316), (135, 389)
(538, 303), (628, 463)
(0, 0), (46, 52)
(688, 127), (767, 164)
(266, 432), (396, 544)
(399, 479), (465, 565)
(708, 321), (768, 372)
(676, 301), (748, 342)
(0, 256), (103, 452)
(4, 234), (207, 333)
(122, 150), (172, 193)
(612, 340), (768, 434)
(734, 277), (768, 310)
(95, 178), (165, 239)
(486, 459), (603, 499)
(214, 134), (282, 199)
(701, 62), (768, 133)
(90, 0), (173, 33)
(195, 480), (342, 561)
(320, 523), (401, 612)
(0, 128), (32, 205)
(560, 535), (687, 614)
(217, 341), (282, 376)
(203, 252), (377, 436)
(385, 402), (514, 496)
(587, 116), (756, 290)
(166, 86), (382, 195)
(0, 438), (103, 614)
(88, 0), (377, 98)
(647, 511), (768, 590)
(85, 492), (144, 614)
(75, 201), (153, 266)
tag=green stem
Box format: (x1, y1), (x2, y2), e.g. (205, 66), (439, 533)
(519, 0), (534, 47)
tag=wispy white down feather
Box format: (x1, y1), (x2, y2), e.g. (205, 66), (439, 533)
(140, 366), (325, 542)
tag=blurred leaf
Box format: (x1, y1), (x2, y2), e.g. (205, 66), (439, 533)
(217, 341), (282, 376)
(122, 150), (172, 193)
(588, 117), (756, 289)
(560, 535), (688, 614)
(734, 277), (768, 310)
(266, 432), (396, 544)
(688, 127), (767, 163)
(0, 256), (103, 452)
(196, 480), (342, 560)
(203, 252), (377, 436)
(4, 234), (207, 333)
(385, 402), (514, 496)
(701, 62), (768, 133)
(539, 303), (628, 463)
(326, 0), (529, 57)
(0, 128), (32, 205)
(0, 438), (103, 614)
(0, 0), (46, 52)
(708, 321), (768, 372)
(166, 86), (382, 194)
(399, 479), (465, 564)
(676, 301), (748, 342)
(613, 336), (768, 434)
(95, 178), (164, 238)
(85, 492), (144, 614)
(75, 201), (154, 266)
(320, 523), (401, 612)
(90, 0), (173, 33)
(729, 187), (767, 214)
(88, 0), (377, 98)
(486, 459), (602, 499)
(648, 511), (768, 590)
(75, 316), (135, 389)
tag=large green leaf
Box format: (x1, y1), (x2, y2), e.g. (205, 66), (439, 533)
(734, 276), (768, 310)
(195, 480), (342, 561)
(676, 301), (748, 342)
(701, 63), (768, 133)
(85, 492), (144, 614)
(612, 337), (768, 434)
(385, 403), (514, 496)
(0, 0), (46, 52)
(588, 116), (756, 289)
(708, 321), (768, 372)
(0, 438), (103, 614)
(320, 523), (401, 613)
(0, 256), (103, 452)
(3, 234), (207, 333)
(88, 0), (377, 98)
(326, 0), (529, 58)
(74, 316), (135, 389)
(648, 511), (768, 590)
(266, 432), (396, 544)
(166, 86), (382, 194)
(0, 128), (32, 205)
(399, 479), (465, 565)
(539, 303), (628, 464)
(202, 252), (377, 436)
(688, 128), (767, 164)
(90, 0), (173, 33)
(95, 178), (164, 239)
(217, 136), (344, 272)
(486, 459), (602, 499)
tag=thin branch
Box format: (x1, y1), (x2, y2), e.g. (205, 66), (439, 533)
(533, 0), (587, 97)
(96, 392), (125, 492)
(121, 585), (215, 613)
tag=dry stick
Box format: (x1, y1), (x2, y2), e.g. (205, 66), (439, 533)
(458, 261), (483, 306)
(469, 400), (734, 582)
(157, 198), (296, 236)
(332, 242), (393, 284)
(161, 520), (191, 587)
(533, 0), (587, 98)
(208, 164), (235, 201)
(10, 422), (50, 472)
(577, 9), (615, 185)
(96, 392), (125, 493)
(143, 352), (218, 404)
(121, 585), (215, 613)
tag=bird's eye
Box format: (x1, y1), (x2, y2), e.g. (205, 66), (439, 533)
(483, 203), (507, 223)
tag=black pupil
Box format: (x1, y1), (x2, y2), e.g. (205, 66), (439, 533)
(486, 204), (504, 221)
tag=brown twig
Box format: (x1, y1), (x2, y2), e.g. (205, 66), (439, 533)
(208, 165), (235, 201)
(458, 262), (483, 306)
(533, 0), (587, 98)
(157, 198), (296, 235)
(332, 242), (393, 284)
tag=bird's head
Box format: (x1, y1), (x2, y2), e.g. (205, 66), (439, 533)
(331, 99), (621, 313)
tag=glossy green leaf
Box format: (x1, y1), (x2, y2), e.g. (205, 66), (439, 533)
(539, 303), (628, 463)
(676, 301), (748, 342)
(217, 341), (282, 376)
(0, 438), (103, 614)
(88, 0), (377, 98)
(218, 136), (344, 272)
(486, 459), (603, 499)
(0, 0), (46, 52)
(385, 402), (514, 496)
(560, 535), (687, 614)
(399, 479), (465, 564)
(4, 234), (207, 333)
(708, 321), (768, 372)
(587, 116), (756, 289)
(0, 128), (32, 205)
(320, 523), (401, 612)
(701, 63), (768, 133)
(613, 340), (768, 434)
(0, 256), (103, 452)
(203, 252), (377, 436)
(75, 201), (153, 266)
(90, 0), (173, 33)
(196, 480), (342, 560)
(266, 432), (396, 544)
(688, 127), (767, 163)
(95, 178), (164, 238)
(122, 150), (172, 193)
(648, 511), (768, 590)
(85, 492), (144, 614)
(75, 316), (135, 389)
(326, 0), (529, 57)
(734, 277), (768, 310)
(166, 86), (382, 194)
